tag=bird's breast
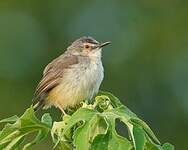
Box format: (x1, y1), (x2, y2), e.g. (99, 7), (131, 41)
(47, 58), (104, 108)
(69, 58), (104, 96)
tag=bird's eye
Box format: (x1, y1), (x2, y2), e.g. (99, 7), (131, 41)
(84, 45), (90, 49)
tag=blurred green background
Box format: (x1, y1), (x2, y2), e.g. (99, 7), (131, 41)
(0, 0), (187, 149)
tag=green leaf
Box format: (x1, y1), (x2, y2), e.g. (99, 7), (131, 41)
(41, 113), (53, 128)
(91, 132), (110, 150)
(109, 117), (132, 150)
(107, 106), (137, 121)
(0, 115), (19, 124)
(0, 123), (20, 145)
(130, 118), (160, 144)
(110, 131), (132, 150)
(58, 141), (72, 150)
(0, 91), (174, 150)
(73, 115), (97, 150)
(98, 91), (123, 108)
(61, 108), (108, 150)
(73, 114), (108, 150)
(133, 126), (146, 150)
(102, 97), (159, 150)
(0, 107), (50, 149)
(90, 116), (109, 140)
(63, 108), (98, 135)
(22, 130), (49, 150)
(95, 108), (133, 150)
(91, 130), (132, 150)
(162, 143), (174, 150)
(51, 121), (65, 148)
(144, 134), (166, 150)
(145, 141), (162, 150)
(4, 135), (25, 150)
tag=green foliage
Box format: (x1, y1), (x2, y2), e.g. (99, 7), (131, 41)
(0, 91), (174, 150)
(0, 107), (52, 149)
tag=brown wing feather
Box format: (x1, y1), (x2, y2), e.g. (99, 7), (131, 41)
(33, 53), (78, 103)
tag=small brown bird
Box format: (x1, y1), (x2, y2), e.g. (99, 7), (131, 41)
(32, 36), (110, 113)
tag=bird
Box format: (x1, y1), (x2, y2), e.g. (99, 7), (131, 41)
(32, 36), (111, 114)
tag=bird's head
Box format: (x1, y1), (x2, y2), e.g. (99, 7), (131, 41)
(67, 36), (111, 57)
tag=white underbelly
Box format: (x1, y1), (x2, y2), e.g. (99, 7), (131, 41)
(47, 61), (104, 108)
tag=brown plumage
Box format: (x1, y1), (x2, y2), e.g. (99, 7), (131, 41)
(32, 36), (110, 112)
(33, 53), (78, 111)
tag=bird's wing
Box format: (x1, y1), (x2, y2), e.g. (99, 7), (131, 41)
(33, 53), (78, 102)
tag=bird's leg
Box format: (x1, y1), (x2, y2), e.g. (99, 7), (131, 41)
(57, 103), (67, 116)
(60, 108), (67, 116)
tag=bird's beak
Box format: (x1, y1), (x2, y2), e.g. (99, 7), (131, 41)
(99, 41), (111, 48)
